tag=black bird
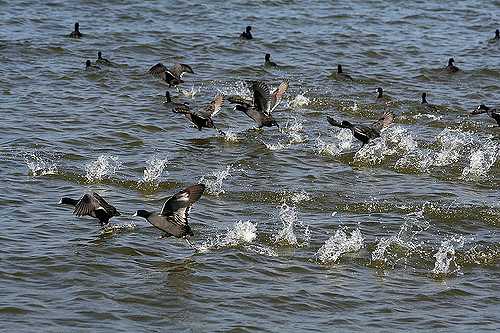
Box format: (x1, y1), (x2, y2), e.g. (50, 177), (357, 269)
(336, 64), (353, 80)
(421, 92), (438, 111)
(229, 79), (289, 129)
(376, 87), (384, 99)
(173, 94), (225, 134)
(133, 184), (205, 244)
(69, 22), (82, 38)
(446, 58), (459, 73)
(59, 192), (121, 225)
(96, 51), (113, 66)
(240, 26), (253, 40)
(471, 104), (500, 126)
(492, 29), (500, 41)
(265, 53), (278, 67)
(85, 60), (101, 71)
(148, 63), (194, 87)
(327, 112), (394, 147)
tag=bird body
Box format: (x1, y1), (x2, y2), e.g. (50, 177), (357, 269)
(421, 92), (438, 111)
(327, 112), (394, 146)
(96, 51), (113, 66)
(471, 104), (500, 126)
(69, 22), (82, 38)
(265, 53), (278, 67)
(240, 26), (253, 40)
(173, 94), (224, 133)
(148, 63), (194, 87)
(133, 184), (205, 240)
(59, 193), (120, 225)
(336, 64), (353, 80)
(85, 60), (101, 71)
(446, 58), (459, 73)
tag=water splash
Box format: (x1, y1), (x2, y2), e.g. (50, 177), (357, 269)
(141, 155), (168, 188)
(85, 155), (121, 182)
(315, 130), (353, 156)
(24, 151), (59, 176)
(100, 223), (137, 235)
(316, 228), (364, 264)
(198, 220), (257, 252)
(461, 142), (498, 180)
(222, 130), (239, 142)
(181, 85), (200, 99)
(433, 129), (473, 167)
(282, 117), (307, 144)
(200, 165), (231, 196)
(289, 94), (310, 108)
(290, 190), (311, 204)
(273, 203), (310, 247)
(432, 236), (465, 275)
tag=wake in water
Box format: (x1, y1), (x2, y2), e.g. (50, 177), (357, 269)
(24, 151), (59, 176)
(85, 154), (122, 182)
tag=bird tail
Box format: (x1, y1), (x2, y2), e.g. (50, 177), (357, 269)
(327, 116), (351, 128)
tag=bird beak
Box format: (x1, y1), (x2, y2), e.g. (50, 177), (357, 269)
(132, 212), (138, 217)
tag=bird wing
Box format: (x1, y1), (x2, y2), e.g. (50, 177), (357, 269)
(371, 112), (393, 130)
(92, 192), (120, 216)
(73, 193), (102, 217)
(227, 95), (252, 107)
(160, 184), (205, 225)
(201, 94), (224, 118)
(169, 63), (194, 79)
(148, 63), (168, 77)
(252, 81), (271, 114)
(270, 79), (289, 113)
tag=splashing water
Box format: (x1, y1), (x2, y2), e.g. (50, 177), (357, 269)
(282, 117), (307, 144)
(141, 155), (168, 187)
(273, 203), (310, 247)
(316, 130), (353, 156)
(432, 236), (465, 275)
(290, 190), (311, 204)
(85, 155), (121, 182)
(289, 94), (310, 108)
(433, 129), (473, 167)
(24, 151), (59, 176)
(200, 165), (231, 196)
(222, 130), (239, 142)
(100, 223), (137, 235)
(461, 142), (498, 180)
(181, 85), (200, 99)
(198, 221), (257, 252)
(317, 228), (364, 264)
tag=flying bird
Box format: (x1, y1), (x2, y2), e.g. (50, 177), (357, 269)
(471, 104), (499, 126)
(59, 192), (121, 226)
(148, 63), (194, 87)
(173, 94), (225, 134)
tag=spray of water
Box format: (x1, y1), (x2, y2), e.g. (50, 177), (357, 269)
(141, 154), (168, 188)
(24, 151), (59, 176)
(316, 228), (364, 264)
(200, 165), (232, 196)
(85, 155), (122, 182)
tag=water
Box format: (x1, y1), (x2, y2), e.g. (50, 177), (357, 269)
(1, 0), (499, 331)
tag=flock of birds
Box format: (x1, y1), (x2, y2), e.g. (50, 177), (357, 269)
(59, 22), (499, 247)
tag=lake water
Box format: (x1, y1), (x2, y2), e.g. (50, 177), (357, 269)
(1, 0), (499, 332)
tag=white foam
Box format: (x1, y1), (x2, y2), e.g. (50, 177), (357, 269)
(85, 155), (121, 181)
(200, 165), (231, 196)
(273, 203), (310, 247)
(317, 228), (364, 264)
(24, 151), (58, 176)
(315, 130), (353, 156)
(432, 237), (464, 275)
(289, 94), (310, 108)
(141, 154), (168, 187)
(461, 142), (498, 180)
(197, 220), (257, 252)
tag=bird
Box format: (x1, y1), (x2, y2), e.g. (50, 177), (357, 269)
(336, 64), (353, 80)
(173, 94), (225, 134)
(421, 92), (438, 111)
(265, 53), (278, 67)
(490, 29), (500, 42)
(162, 91), (189, 108)
(148, 63), (194, 87)
(85, 60), (101, 71)
(446, 58), (459, 73)
(69, 22), (82, 38)
(96, 51), (113, 66)
(327, 112), (394, 147)
(240, 26), (253, 40)
(59, 192), (121, 226)
(376, 87), (384, 99)
(471, 104), (500, 126)
(229, 79), (289, 129)
(133, 184), (206, 245)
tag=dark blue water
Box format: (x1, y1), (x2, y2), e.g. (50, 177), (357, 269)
(1, 1), (499, 332)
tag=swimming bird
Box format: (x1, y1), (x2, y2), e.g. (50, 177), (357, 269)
(491, 29), (500, 42)
(471, 104), (500, 126)
(336, 64), (353, 80)
(173, 94), (225, 134)
(85, 60), (101, 71)
(446, 58), (459, 73)
(59, 192), (121, 225)
(230, 79), (289, 129)
(327, 112), (394, 147)
(265, 53), (278, 67)
(240, 26), (253, 40)
(376, 87), (384, 99)
(69, 22), (82, 38)
(421, 92), (438, 111)
(148, 63), (194, 87)
(133, 184), (205, 245)
(163, 91), (189, 109)
(96, 51), (113, 66)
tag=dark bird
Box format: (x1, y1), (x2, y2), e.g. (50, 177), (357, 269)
(148, 63), (194, 87)
(327, 112), (394, 147)
(421, 92), (438, 111)
(446, 58), (459, 73)
(69, 22), (82, 38)
(492, 29), (500, 41)
(376, 87), (384, 99)
(471, 104), (500, 126)
(229, 79), (289, 129)
(240, 25), (253, 40)
(59, 192), (121, 225)
(96, 51), (113, 66)
(336, 64), (353, 80)
(265, 53), (278, 67)
(133, 184), (205, 245)
(85, 60), (101, 71)
(173, 94), (225, 134)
